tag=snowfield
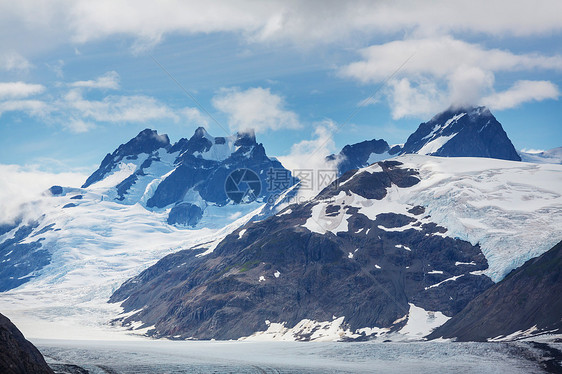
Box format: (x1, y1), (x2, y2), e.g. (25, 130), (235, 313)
(399, 155), (562, 282)
(304, 155), (562, 283)
(0, 185), (263, 340)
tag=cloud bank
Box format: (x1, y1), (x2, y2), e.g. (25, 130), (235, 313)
(2, 0), (562, 53)
(341, 36), (562, 118)
(0, 71), (209, 133)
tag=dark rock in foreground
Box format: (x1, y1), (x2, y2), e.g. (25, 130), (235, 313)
(0, 312), (53, 374)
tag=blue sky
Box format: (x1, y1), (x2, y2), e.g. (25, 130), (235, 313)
(0, 1), (561, 175)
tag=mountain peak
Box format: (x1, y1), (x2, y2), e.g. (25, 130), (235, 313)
(82, 129), (170, 188)
(327, 138), (392, 175)
(192, 126), (211, 139)
(400, 106), (521, 161)
(123, 129), (170, 156)
(235, 129), (257, 147)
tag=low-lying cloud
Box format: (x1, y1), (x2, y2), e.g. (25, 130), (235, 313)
(0, 164), (86, 225)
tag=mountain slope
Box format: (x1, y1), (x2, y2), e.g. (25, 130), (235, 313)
(110, 160), (494, 341)
(400, 106), (521, 161)
(0, 312), (53, 374)
(109, 155), (562, 341)
(82, 128), (171, 189)
(428, 240), (562, 342)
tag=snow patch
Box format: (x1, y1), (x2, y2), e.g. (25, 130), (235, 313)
(396, 303), (450, 340)
(395, 244), (411, 251)
(425, 274), (464, 290)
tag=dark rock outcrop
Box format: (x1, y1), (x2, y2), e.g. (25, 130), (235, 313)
(0, 222), (50, 292)
(167, 203), (204, 227)
(428, 240), (562, 342)
(0, 312), (53, 374)
(48, 186), (63, 196)
(327, 139), (397, 175)
(146, 130), (288, 209)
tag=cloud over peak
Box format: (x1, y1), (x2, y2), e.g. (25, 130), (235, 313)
(212, 86), (301, 133)
(341, 36), (562, 118)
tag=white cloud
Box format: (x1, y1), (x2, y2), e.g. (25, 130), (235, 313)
(341, 36), (562, 118)
(181, 107), (208, 127)
(213, 87), (301, 133)
(0, 99), (49, 118)
(482, 80), (560, 110)
(0, 51), (32, 71)
(277, 120), (340, 198)
(0, 82), (45, 99)
(69, 71), (120, 89)
(386, 78), (446, 119)
(0, 164), (86, 225)
(341, 37), (562, 84)
(62, 88), (179, 123)
(46, 1), (562, 45)
(65, 118), (96, 133)
(0, 73), (202, 131)
(449, 67), (495, 109)
(2, 0), (560, 56)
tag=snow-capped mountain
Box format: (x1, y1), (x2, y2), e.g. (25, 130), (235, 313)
(1, 119), (560, 343)
(109, 155), (562, 341)
(82, 127), (291, 226)
(0, 127), (290, 290)
(0, 127), (295, 339)
(331, 106), (522, 175)
(400, 106), (521, 160)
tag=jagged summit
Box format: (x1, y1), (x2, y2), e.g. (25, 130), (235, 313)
(171, 127), (258, 163)
(82, 129), (170, 188)
(400, 106), (521, 161)
(79, 126), (290, 227)
(124, 128), (170, 154)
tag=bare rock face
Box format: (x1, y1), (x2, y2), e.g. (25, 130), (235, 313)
(428, 240), (562, 342)
(0, 313), (53, 374)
